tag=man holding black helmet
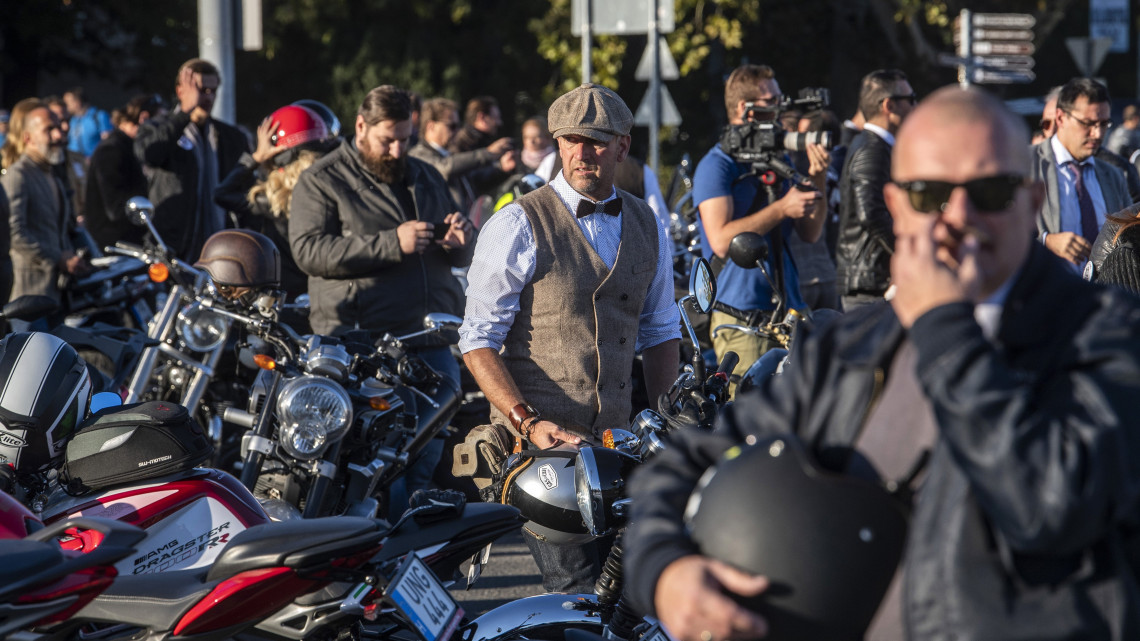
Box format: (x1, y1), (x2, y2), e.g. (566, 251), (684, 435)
(692, 64), (829, 391)
(626, 86), (1140, 641)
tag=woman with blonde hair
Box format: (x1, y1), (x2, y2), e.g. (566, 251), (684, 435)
(213, 104), (334, 301)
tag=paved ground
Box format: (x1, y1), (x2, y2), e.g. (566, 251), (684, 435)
(452, 527), (544, 618)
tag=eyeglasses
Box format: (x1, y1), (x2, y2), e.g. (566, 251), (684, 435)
(893, 174), (1026, 214)
(1064, 111), (1113, 132)
(890, 93), (918, 105)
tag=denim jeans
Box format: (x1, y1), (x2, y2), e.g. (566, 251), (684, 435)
(522, 527), (615, 594)
(386, 346), (459, 519)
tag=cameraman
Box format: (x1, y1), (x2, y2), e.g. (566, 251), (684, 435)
(693, 64), (829, 386)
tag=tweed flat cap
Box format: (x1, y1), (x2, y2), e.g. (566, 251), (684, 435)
(548, 83), (633, 143)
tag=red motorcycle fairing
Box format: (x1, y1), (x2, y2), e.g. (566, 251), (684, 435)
(41, 468), (270, 575)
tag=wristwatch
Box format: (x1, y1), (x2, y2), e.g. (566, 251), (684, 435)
(508, 403), (540, 437)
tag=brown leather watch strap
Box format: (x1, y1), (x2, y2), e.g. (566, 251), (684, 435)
(508, 403), (540, 436)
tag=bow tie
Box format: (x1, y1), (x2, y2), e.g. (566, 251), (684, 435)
(576, 197), (622, 218)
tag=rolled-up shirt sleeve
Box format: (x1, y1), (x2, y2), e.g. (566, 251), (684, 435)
(458, 203), (537, 353)
(637, 213), (682, 351)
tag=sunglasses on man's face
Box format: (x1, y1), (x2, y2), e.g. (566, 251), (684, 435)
(893, 174), (1026, 214)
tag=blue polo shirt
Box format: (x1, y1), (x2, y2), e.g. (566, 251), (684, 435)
(692, 144), (805, 312)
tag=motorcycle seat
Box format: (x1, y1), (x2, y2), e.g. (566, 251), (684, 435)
(380, 502), (523, 561)
(0, 540), (64, 590)
(75, 568), (216, 631)
(207, 516), (381, 581)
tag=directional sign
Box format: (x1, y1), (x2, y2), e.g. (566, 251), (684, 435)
(972, 28), (1034, 41)
(977, 55), (1035, 69)
(634, 85), (682, 127)
(571, 0), (675, 36)
(972, 41), (1035, 56)
(972, 68), (1036, 84)
(1066, 36), (1113, 76)
(1091, 0), (1129, 53)
(971, 13), (1036, 29)
(634, 36), (680, 81)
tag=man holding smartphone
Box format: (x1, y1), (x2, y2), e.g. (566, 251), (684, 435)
(290, 84), (475, 515)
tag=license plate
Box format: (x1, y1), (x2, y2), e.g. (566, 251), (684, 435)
(386, 554), (464, 641)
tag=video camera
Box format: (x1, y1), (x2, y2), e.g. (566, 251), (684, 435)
(720, 87), (834, 165)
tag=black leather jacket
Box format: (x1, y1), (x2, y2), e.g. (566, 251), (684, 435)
(837, 130), (894, 297)
(627, 244), (1140, 640)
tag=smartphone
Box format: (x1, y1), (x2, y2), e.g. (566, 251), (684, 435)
(432, 223), (450, 241)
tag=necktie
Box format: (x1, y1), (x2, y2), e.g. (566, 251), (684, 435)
(576, 197), (622, 218)
(1066, 160), (1099, 243)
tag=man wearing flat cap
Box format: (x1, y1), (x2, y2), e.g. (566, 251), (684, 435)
(460, 83), (681, 592)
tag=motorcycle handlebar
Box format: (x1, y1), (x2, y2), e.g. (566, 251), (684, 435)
(716, 351), (739, 377)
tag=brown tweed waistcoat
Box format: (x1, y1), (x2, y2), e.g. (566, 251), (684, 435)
(490, 184), (660, 441)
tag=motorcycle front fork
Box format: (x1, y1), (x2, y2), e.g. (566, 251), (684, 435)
(595, 529), (642, 641)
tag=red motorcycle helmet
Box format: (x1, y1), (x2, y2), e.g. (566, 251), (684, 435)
(269, 105), (328, 151)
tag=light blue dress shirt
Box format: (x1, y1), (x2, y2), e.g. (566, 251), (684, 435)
(459, 172), (681, 354)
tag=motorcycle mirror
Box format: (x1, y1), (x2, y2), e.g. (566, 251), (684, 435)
(728, 232), (769, 269)
(422, 313), (463, 332)
(0, 295), (59, 321)
(125, 197), (155, 227)
(89, 392), (123, 414)
(688, 257), (717, 315)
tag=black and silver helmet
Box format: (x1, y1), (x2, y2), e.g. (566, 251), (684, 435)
(0, 333), (92, 473)
(684, 434), (909, 641)
(499, 444), (594, 545)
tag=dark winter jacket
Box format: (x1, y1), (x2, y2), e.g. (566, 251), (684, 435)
(627, 243), (1140, 640)
(134, 110), (249, 261)
(288, 139), (474, 338)
(836, 130), (894, 297)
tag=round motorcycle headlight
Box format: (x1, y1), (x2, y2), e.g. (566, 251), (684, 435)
(574, 446), (639, 537)
(275, 375), (352, 460)
(177, 302), (229, 352)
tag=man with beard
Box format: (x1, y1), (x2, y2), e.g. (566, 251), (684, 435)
(289, 85), (475, 515)
(0, 103), (88, 301)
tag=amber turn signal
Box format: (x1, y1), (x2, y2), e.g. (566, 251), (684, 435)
(253, 354), (277, 370)
(148, 263), (170, 282)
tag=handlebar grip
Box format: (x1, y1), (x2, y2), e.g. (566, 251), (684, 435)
(716, 351), (739, 377)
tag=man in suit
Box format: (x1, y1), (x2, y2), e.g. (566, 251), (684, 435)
(1031, 77), (1131, 267)
(135, 58), (250, 261)
(0, 104), (88, 301)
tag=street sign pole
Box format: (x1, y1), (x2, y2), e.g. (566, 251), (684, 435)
(648, 0), (660, 172)
(581, 0), (592, 84)
(958, 9), (973, 88)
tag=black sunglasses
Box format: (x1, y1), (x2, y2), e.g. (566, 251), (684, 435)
(894, 174), (1025, 214)
(890, 93), (918, 105)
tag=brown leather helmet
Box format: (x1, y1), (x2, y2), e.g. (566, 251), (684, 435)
(194, 230), (282, 289)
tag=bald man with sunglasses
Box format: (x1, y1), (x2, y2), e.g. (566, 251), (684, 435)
(625, 85), (1140, 641)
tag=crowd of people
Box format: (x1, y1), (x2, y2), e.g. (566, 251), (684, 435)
(7, 52), (1140, 640)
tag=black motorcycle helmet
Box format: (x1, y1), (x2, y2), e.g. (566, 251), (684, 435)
(684, 434), (909, 641)
(0, 332), (92, 473)
(194, 229), (282, 293)
(500, 444), (595, 545)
